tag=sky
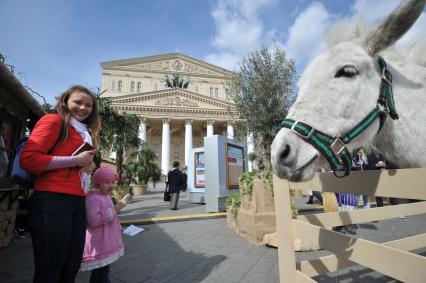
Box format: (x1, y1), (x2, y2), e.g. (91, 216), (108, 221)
(1, 0), (425, 105)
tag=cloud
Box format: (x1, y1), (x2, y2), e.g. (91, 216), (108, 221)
(284, 2), (334, 65)
(205, 0), (278, 70)
(284, 0), (425, 70)
(204, 52), (241, 72)
(350, 0), (402, 23)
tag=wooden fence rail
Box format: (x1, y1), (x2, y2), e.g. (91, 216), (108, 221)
(273, 168), (426, 283)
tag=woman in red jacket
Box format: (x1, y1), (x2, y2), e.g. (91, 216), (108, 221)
(20, 85), (101, 283)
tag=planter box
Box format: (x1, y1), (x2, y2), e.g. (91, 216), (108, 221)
(227, 176), (320, 251)
(132, 184), (147, 196)
(228, 177), (276, 245)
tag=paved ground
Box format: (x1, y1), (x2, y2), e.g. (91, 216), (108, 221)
(0, 187), (425, 282)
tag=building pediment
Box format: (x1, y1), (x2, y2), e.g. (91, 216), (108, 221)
(101, 53), (234, 78)
(109, 89), (233, 112)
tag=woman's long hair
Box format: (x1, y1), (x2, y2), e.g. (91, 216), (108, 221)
(55, 85), (101, 147)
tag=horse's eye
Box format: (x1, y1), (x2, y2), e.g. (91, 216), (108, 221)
(335, 65), (358, 78)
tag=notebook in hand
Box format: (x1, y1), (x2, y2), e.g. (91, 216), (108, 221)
(71, 142), (94, 156)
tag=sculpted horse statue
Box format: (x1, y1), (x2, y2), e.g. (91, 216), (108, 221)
(271, 0), (426, 182)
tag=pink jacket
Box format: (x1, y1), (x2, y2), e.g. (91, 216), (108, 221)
(80, 190), (124, 271)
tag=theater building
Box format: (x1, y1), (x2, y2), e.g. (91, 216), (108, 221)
(100, 53), (237, 173)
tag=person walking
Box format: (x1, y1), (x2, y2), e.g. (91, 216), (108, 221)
(167, 161), (184, 210)
(367, 151), (400, 207)
(80, 167), (125, 283)
(352, 149), (370, 208)
(20, 85), (100, 282)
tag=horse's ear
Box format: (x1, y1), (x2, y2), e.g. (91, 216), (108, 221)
(364, 0), (425, 55)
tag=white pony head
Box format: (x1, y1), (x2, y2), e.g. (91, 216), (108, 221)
(271, 0), (426, 182)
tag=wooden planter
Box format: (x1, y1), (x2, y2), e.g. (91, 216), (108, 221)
(227, 176), (320, 251)
(132, 184), (147, 196)
(227, 177), (276, 245)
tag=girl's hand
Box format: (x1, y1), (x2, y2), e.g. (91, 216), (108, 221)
(115, 202), (126, 213)
(75, 150), (95, 167)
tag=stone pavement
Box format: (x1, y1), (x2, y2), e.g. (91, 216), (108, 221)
(0, 189), (425, 282)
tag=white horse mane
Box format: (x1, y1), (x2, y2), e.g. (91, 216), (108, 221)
(325, 19), (426, 67)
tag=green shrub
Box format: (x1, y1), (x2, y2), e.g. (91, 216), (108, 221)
(226, 170), (274, 220)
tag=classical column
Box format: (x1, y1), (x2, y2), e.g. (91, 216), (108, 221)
(161, 118), (171, 174)
(247, 132), (255, 172)
(138, 117), (147, 143)
(206, 120), (214, 137)
(227, 122), (234, 139)
(184, 119), (193, 167)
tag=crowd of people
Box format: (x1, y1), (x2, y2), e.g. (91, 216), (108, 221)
(304, 148), (406, 235)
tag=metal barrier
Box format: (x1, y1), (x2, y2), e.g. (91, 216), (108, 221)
(273, 168), (426, 283)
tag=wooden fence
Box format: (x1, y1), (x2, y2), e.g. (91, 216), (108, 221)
(273, 168), (426, 283)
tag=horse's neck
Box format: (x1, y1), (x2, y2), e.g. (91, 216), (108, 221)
(373, 62), (426, 168)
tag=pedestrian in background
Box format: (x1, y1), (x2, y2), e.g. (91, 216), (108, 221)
(167, 161), (184, 210)
(367, 150), (400, 207)
(352, 149), (370, 208)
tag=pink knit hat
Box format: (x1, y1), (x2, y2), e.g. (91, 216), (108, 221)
(92, 167), (119, 186)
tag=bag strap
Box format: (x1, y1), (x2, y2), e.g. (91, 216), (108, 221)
(48, 120), (65, 153)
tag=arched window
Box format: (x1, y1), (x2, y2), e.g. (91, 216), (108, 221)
(154, 83), (158, 91)
(111, 80), (116, 91)
(130, 81), (135, 92)
(137, 82), (141, 92)
(215, 87), (218, 98)
(117, 80), (122, 92)
(210, 87), (213, 97)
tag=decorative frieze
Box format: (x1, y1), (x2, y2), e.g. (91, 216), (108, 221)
(110, 90), (232, 109)
(155, 96), (199, 107)
(126, 59), (221, 76)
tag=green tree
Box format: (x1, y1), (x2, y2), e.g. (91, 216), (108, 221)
(127, 147), (162, 186)
(96, 92), (142, 181)
(227, 45), (296, 171)
(165, 74), (189, 89)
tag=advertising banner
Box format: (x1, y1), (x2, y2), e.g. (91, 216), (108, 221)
(194, 151), (205, 188)
(226, 144), (245, 190)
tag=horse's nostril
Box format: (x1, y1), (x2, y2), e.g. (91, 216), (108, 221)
(280, 145), (290, 161)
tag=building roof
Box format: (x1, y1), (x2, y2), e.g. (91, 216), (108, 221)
(0, 61), (45, 117)
(100, 53), (235, 78)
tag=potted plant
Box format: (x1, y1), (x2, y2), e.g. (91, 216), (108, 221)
(225, 45), (295, 245)
(127, 147), (161, 196)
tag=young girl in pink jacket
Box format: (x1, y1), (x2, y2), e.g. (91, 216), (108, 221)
(80, 167), (125, 282)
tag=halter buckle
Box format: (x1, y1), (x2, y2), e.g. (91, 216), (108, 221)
(381, 67), (392, 86)
(291, 120), (315, 140)
(330, 138), (346, 159)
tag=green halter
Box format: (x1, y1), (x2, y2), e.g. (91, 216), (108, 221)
(281, 56), (399, 177)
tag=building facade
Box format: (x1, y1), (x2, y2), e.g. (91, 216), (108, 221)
(100, 53), (237, 173)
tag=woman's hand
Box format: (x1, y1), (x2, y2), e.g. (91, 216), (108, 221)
(75, 150), (95, 167)
(81, 161), (96, 174)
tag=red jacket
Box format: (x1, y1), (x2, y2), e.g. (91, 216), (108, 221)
(20, 114), (86, 196)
